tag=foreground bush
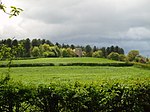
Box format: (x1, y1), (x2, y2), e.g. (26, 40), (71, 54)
(0, 77), (150, 112)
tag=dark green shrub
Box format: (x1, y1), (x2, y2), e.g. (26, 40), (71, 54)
(0, 77), (150, 112)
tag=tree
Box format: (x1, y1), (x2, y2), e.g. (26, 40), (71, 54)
(12, 39), (18, 47)
(70, 44), (75, 49)
(31, 46), (40, 57)
(107, 52), (120, 61)
(46, 40), (53, 46)
(54, 46), (62, 57)
(101, 47), (107, 57)
(0, 0), (23, 18)
(127, 50), (139, 61)
(0, 45), (11, 60)
(42, 44), (51, 52)
(85, 45), (92, 57)
(119, 54), (126, 62)
(92, 50), (103, 58)
(66, 48), (76, 57)
(15, 44), (24, 58)
(62, 49), (69, 57)
(55, 42), (61, 48)
(32, 39), (40, 47)
(93, 46), (97, 52)
(24, 38), (31, 57)
(110, 45), (115, 52)
(6, 38), (12, 47)
(118, 48), (124, 54)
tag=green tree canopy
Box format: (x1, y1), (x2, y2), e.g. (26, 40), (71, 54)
(127, 50), (139, 61)
(92, 50), (103, 58)
(107, 52), (120, 61)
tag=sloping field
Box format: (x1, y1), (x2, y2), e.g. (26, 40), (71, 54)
(0, 57), (122, 65)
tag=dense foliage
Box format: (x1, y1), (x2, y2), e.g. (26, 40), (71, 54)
(0, 76), (150, 112)
(0, 38), (125, 59)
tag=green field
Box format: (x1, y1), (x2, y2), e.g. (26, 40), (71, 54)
(0, 66), (150, 85)
(0, 57), (149, 85)
(0, 57), (122, 65)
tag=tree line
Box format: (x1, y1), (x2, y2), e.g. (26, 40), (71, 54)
(0, 38), (149, 63)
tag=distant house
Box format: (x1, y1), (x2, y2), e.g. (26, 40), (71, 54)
(75, 48), (82, 57)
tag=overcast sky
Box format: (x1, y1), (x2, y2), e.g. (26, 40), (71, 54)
(0, 0), (150, 56)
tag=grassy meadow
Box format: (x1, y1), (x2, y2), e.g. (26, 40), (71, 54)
(0, 57), (149, 85)
(0, 57), (122, 65)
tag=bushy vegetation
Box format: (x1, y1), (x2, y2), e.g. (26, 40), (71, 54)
(0, 38), (125, 59)
(0, 76), (150, 112)
(1, 38), (149, 64)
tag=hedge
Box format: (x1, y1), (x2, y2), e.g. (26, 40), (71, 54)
(134, 63), (150, 70)
(0, 62), (133, 68)
(0, 63), (55, 67)
(0, 77), (150, 112)
(59, 62), (134, 67)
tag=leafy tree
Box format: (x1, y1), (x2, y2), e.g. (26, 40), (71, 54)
(92, 50), (103, 58)
(42, 44), (51, 52)
(32, 39), (39, 47)
(42, 52), (48, 57)
(61, 48), (75, 57)
(110, 45), (115, 52)
(41, 39), (46, 44)
(24, 38), (31, 57)
(106, 47), (111, 56)
(31, 46), (40, 57)
(107, 52), (120, 61)
(46, 40), (53, 46)
(55, 42), (61, 48)
(119, 54), (126, 62)
(15, 44), (24, 58)
(127, 50), (139, 61)
(0, 45), (11, 60)
(70, 44), (75, 49)
(12, 39), (18, 47)
(67, 48), (76, 57)
(47, 52), (55, 57)
(85, 45), (92, 57)
(62, 43), (70, 48)
(6, 38), (12, 47)
(62, 49), (69, 57)
(118, 48), (124, 54)
(101, 47), (107, 57)
(54, 46), (62, 57)
(0, 1), (23, 18)
(93, 46), (97, 52)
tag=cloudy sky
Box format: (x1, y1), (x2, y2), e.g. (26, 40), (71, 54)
(0, 0), (150, 56)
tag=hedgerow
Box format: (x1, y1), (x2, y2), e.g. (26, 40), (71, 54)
(134, 63), (150, 70)
(59, 62), (133, 67)
(0, 76), (150, 112)
(0, 62), (133, 67)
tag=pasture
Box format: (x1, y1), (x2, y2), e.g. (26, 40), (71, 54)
(0, 57), (149, 85)
(0, 57), (122, 65)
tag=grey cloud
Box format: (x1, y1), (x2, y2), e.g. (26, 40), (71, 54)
(1, 0), (150, 56)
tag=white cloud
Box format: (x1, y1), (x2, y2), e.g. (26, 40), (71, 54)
(125, 27), (150, 40)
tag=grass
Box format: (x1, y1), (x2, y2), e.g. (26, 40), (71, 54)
(0, 57), (123, 65)
(0, 57), (149, 85)
(0, 66), (149, 85)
